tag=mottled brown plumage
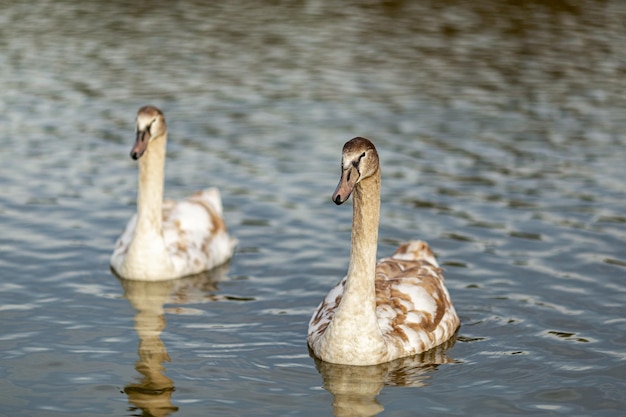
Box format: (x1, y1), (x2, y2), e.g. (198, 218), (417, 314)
(111, 106), (236, 281)
(308, 138), (459, 365)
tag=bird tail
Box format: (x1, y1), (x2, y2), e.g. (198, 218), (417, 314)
(391, 240), (439, 267)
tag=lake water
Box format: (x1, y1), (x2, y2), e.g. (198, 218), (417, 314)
(1, 1), (625, 416)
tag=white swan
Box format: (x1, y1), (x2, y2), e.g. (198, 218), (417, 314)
(111, 105), (237, 281)
(308, 137), (460, 365)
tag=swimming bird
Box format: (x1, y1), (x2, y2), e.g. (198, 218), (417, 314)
(111, 106), (236, 281)
(308, 137), (459, 365)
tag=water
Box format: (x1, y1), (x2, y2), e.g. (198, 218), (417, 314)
(1, 1), (625, 415)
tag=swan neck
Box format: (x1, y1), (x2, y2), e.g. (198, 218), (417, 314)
(316, 168), (385, 363)
(117, 131), (177, 280)
(348, 170), (381, 285)
(136, 134), (166, 234)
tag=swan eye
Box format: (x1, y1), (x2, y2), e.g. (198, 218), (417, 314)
(147, 119), (157, 134)
(352, 152), (366, 169)
(140, 118), (157, 137)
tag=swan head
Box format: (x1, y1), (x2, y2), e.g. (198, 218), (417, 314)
(130, 105), (167, 160)
(332, 137), (379, 205)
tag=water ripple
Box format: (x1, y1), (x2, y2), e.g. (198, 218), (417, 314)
(0, 1), (625, 416)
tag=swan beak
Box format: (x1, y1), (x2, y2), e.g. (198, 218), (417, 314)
(332, 166), (359, 205)
(130, 129), (151, 160)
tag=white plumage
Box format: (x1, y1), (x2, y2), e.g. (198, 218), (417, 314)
(111, 106), (236, 281)
(308, 137), (459, 365)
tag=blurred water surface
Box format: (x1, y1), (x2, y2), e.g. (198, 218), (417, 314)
(0, 1), (625, 416)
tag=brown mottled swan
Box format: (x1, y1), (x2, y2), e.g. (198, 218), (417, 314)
(111, 106), (236, 281)
(308, 137), (459, 365)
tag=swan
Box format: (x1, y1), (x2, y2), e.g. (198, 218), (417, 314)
(308, 137), (460, 365)
(111, 105), (237, 281)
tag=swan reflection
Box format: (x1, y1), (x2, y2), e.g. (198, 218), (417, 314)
(313, 337), (457, 417)
(116, 264), (232, 417)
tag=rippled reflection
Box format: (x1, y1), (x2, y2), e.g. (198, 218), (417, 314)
(117, 264), (231, 417)
(0, 0), (624, 415)
(313, 338), (457, 417)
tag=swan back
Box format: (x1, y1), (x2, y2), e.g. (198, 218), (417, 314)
(375, 241), (458, 359)
(162, 188), (237, 276)
(308, 240), (458, 363)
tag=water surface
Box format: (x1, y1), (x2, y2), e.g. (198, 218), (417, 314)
(0, 1), (625, 416)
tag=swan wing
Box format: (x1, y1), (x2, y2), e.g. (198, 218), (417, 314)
(162, 188), (236, 276)
(110, 214), (137, 272)
(375, 241), (459, 357)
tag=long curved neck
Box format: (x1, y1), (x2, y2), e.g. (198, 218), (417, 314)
(321, 168), (383, 360)
(344, 169), (381, 314)
(135, 134), (166, 237)
(122, 133), (173, 279)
